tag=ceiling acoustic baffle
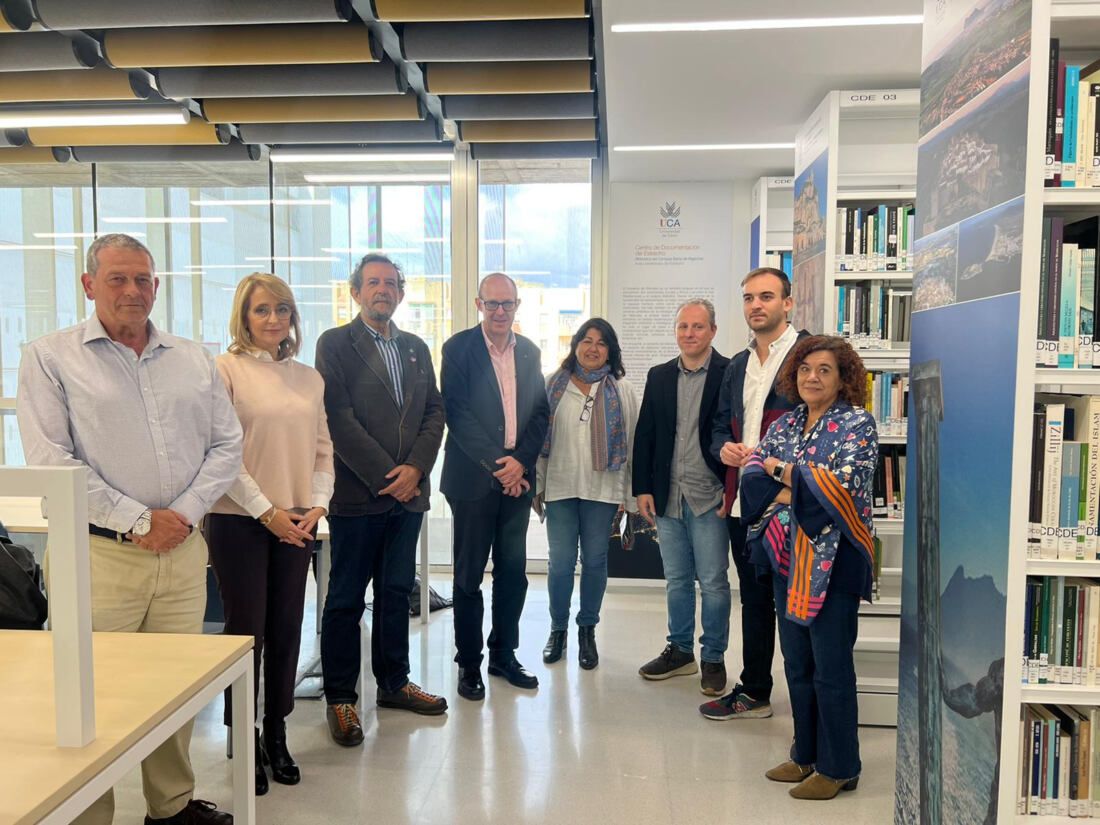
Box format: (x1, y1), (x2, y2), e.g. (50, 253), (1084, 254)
(27, 121), (230, 146)
(69, 140), (262, 163)
(441, 93), (595, 120)
(155, 61), (406, 99)
(0, 67), (149, 103)
(469, 140), (598, 160)
(0, 146), (70, 162)
(103, 23), (382, 69)
(400, 20), (591, 62)
(201, 93), (423, 124)
(458, 119), (596, 142)
(0, 32), (100, 72)
(1, 129), (28, 146)
(371, 0), (587, 22)
(238, 119), (442, 144)
(423, 61), (592, 95)
(31, 0), (352, 28)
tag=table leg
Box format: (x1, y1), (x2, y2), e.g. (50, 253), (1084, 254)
(230, 657), (255, 825)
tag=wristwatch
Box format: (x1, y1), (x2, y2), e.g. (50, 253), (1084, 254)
(771, 461), (787, 482)
(132, 509), (153, 536)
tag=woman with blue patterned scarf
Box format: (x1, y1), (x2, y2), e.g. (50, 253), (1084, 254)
(740, 335), (878, 801)
(536, 318), (638, 670)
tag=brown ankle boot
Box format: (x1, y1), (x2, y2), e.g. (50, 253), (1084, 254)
(765, 760), (814, 783)
(789, 772), (859, 800)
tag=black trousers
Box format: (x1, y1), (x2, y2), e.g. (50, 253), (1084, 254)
(449, 490), (531, 669)
(205, 513), (313, 725)
(320, 506), (421, 702)
(728, 515), (776, 702)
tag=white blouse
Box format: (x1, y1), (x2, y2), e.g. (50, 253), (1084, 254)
(536, 376), (638, 510)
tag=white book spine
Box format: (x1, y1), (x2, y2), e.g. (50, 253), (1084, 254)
(1089, 584), (1100, 686)
(1042, 404), (1065, 559)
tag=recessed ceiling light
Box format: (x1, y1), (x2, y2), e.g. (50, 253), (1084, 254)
(270, 149), (454, 163)
(0, 104), (190, 128)
(102, 216), (227, 225)
(186, 264), (256, 270)
(611, 15), (923, 33)
(34, 231), (146, 238)
(0, 243), (77, 251)
(247, 256), (339, 263)
(304, 173), (451, 184)
(190, 198), (334, 207)
(322, 247), (422, 254)
(613, 143), (795, 152)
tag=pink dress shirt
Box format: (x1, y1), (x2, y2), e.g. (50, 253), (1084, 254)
(482, 326), (518, 449)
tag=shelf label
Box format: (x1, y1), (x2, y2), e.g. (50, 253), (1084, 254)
(839, 89), (920, 109)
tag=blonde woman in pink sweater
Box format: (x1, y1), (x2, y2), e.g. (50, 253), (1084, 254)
(204, 273), (334, 796)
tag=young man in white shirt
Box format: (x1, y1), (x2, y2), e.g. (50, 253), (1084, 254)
(702, 267), (808, 721)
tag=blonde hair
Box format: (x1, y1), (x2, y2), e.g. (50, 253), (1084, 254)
(228, 272), (302, 360)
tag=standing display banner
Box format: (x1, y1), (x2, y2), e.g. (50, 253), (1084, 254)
(894, 2), (1032, 824)
(792, 94), (839, 334)
(605, 182), (734, 579)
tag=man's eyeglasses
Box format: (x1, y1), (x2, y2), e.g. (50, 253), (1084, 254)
(580, 394), (596, 422)
(481, 300), (518, 313)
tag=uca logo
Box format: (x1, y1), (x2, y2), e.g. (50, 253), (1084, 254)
(658, 201), (681, 228)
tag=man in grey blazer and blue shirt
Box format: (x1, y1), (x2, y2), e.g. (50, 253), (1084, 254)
(315, 253), (447, 748)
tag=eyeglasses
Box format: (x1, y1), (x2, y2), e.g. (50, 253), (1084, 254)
(481, 300), (518, 313)
(580, 394), (595, 423)
(253, 304), (292, 318)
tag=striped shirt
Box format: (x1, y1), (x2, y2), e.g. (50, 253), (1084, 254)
(363, 318), (404, 402)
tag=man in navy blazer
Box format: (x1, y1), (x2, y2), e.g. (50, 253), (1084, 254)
(440, 273), (550, 701)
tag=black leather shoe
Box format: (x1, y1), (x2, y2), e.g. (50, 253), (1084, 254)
(488, 656), (539, 689)
(578, 625), (599, 670)
(253, 729), (268, 796)
(542, 630), (567, 663)
(457, 667), (485, 701)
(262, 718), (301, 786)
(144, 800), (233, 825)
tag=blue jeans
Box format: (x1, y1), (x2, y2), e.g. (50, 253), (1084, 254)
(654, 498), (731, 663)
(772, 574), (861, 779)
(545, 498), (620, 631)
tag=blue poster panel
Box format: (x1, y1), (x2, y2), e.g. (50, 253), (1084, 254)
(895, 294), (1017, 825)
(791, 150), (828, 333)
(896, 1), (1031, 824)
(750, 215), (761, 270)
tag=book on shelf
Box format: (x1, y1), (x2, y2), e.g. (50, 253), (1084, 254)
(864, 371), (909, 438)
(872, 443), (906, 522)
(834, 284), (912, 347)
(835, 203), (915, 272)
(1045, 39), (1100, 189)
(1030, 396), (1100, 559)
(763, 249), (792, 276)
(1022, 578), (1100, 687)
(1020, 704), (1097, 817)
(1036, 216), (1100, 368)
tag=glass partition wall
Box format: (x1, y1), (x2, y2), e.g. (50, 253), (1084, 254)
(0, 153), (597, 568)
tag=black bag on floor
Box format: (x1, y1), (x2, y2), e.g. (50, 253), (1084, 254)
(0, 534), (48, 630)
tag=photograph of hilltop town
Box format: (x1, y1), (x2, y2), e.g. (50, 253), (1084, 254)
(955, 196), (1024, 304)
(919, 0), (1030, 136)
(916, 65), (1029, 236)
(913, 224), (960, 311)
(793, 150), (829, 264)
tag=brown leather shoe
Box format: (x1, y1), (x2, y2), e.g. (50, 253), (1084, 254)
(789, 772), (859, 800)
(765, 760), (815, 783)
(377, 681), (448, 715)
(144, 799), (232, 825)
(326, 703), (364, 746)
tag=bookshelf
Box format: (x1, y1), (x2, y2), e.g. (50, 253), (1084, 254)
(750, 175), (793, 273)
(977, 2), (1100, 820)
(790, 89), (918, 728)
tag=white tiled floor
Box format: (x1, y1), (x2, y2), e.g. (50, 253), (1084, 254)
(109, 575), (898, 825)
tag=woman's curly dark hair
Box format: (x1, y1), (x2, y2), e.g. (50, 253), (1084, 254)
(560, 317), (626, 378)
(775, 335), (868, 408)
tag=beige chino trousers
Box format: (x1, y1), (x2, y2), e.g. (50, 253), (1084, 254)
(47, 530), (208, 824)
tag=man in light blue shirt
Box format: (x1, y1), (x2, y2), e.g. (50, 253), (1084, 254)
(17, 234), (242, 825)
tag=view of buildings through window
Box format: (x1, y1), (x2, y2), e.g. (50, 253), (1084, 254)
(0, 157), (594, 565)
